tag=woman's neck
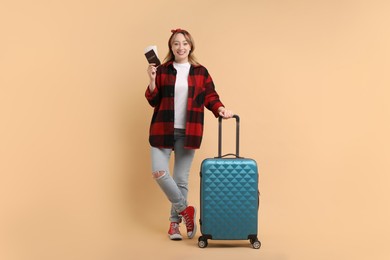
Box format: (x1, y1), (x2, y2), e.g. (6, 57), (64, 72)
(174, 58), (189, 64)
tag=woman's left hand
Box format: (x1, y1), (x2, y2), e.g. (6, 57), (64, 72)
(218, 107), (234, 119)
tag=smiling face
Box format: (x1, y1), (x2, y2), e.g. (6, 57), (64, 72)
(170, 33), (191, 63)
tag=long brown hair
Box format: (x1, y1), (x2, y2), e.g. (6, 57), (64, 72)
(163, 28), (200, 66)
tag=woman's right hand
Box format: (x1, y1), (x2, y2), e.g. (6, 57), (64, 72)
(147, 63), (157, 82)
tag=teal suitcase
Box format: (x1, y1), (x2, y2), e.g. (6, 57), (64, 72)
(198, 115), (261, 249)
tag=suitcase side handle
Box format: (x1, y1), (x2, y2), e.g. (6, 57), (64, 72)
(218, 114), (240, 158)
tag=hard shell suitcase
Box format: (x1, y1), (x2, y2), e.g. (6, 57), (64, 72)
(198, 115), (261, 249)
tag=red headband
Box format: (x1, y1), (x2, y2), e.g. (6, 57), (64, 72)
(171, 28), (185, 34)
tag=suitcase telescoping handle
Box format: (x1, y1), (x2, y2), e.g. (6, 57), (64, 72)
(217, 114), (240, 158)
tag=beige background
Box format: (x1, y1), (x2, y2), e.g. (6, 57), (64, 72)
(1, 0), (390, 259)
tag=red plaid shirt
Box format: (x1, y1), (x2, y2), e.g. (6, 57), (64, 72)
(145, 61), (224, 149)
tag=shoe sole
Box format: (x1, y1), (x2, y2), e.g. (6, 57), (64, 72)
(169, 234), (183, 241)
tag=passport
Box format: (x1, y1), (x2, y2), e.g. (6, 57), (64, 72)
(144, 45), (161, 66)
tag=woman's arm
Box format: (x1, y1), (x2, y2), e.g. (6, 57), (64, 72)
(145, 64), (160, 107)
(147, 63), (157, 92)
(203, 68), (233, 119)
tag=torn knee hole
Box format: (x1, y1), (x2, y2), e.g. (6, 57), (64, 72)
(152, 170), (166, 179)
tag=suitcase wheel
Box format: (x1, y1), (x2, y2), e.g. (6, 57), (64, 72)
(198, 236), (208, 248)
(251, 238), (261, 249)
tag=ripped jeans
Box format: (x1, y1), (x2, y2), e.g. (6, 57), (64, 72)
(150, 129), (195, 223)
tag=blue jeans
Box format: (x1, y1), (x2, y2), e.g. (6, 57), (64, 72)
(150, 129), (196, 223)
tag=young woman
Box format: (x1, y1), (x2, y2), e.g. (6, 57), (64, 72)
(145, 28), (233, 240)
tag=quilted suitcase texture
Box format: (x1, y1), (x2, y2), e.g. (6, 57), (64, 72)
(198, 115), (261, 249)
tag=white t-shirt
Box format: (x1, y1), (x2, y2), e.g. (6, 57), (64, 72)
(173, 62), (190, 129)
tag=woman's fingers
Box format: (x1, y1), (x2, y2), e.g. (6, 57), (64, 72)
(219, 109), (234, 119)
(147, 64), (157, 76)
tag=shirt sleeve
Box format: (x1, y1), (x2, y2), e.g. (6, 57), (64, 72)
(145, 70), (161, 107)
(204, 70), (224, 117)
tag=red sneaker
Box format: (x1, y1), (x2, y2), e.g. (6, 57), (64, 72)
(179, 206), (197, 239)
(168, 222), (182, 240)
